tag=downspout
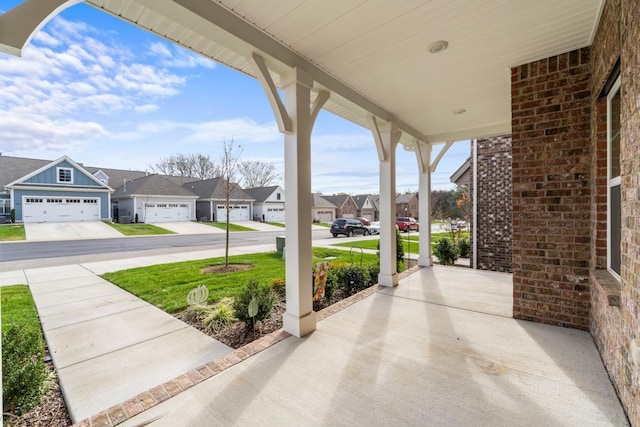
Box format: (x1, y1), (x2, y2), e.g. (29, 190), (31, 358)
(472, 138), (478, 270)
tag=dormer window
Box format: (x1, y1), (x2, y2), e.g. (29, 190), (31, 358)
(277, 193), (281, 200)
(57, 167), (73, 183)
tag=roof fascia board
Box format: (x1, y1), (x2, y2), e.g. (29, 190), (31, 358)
(134, 0), (426, 143)
(6, 184), (113, 193)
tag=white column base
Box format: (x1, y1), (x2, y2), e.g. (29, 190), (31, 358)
(418, 256), (432, 267)
(378, 272), (398, 287)
(283, 310), (317, 337)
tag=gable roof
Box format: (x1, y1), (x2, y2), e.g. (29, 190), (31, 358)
(311, 193), (336, 208)
(244, 185), (281, 203)
(112, 174), (197, 198)
(396, 193), (417, 204)
(0, 156), (50, 192)
(184, 178), (254, 201)
(450, 158), (471, 186)
(322, 194), (352, 207)
(5, 155), (113, 191)
(352, 194), (374, 210)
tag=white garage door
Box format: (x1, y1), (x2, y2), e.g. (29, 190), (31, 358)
(216, 204), (250, 222)
(266, 207), (285, 222)
(315, 210), (334, 223)
(145, 203), (190, 223)
(23, 197), (100, 223)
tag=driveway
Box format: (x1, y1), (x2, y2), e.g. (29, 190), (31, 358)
(24, 221), (122, 242)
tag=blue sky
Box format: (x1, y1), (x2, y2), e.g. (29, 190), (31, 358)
(0, 2), (469, 193)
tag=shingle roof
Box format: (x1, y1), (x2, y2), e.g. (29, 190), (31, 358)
(322, 194), (350, 207)
(244, 185), (280, 203)
(396, 193), (416, 204)
(184, 178), (254, 201)
(112, 174), (197, 198)
(0, 155), (51, 192)
(311, 193), (336, 208)
(352, 194), (373, 209)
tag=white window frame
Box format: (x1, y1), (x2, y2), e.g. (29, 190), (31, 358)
(57, 167), (73, 184)
(607, 76), (621, 279)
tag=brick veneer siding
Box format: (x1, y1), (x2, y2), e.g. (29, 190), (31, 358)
(589, 1), (640, 425)
(511, 48), (592, 330)
(470, 136), (513, 273)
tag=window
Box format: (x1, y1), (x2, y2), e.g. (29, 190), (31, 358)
(57, 167), (73, 183)
(276, 193), (281, 200)
(0, 199), (10, 214)
(608, 76), (621, 277)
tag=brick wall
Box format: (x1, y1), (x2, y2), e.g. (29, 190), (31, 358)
(511, 48), (592, 330)
(470, 136), (513, 273)
(589, 0), (640, 425)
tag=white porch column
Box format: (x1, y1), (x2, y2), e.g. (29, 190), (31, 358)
(415, 143), (433, 267)
(281, 67), (316, 337)
(369, 117), (401, 287)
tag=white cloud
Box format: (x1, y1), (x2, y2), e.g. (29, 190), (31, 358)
(135, 104), (160, 113)
(187, 119), (280, 144)
(149, 42), (171, 58)
(148, 41), (215, 69)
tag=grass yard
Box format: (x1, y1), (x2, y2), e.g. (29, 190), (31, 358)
(266, 222), (286, 228)
(0, 224), (26, 241)
(1, 285), (41, 333)
(332, 231), (471, 255)
(102, 248), (378, 313)
(105, 222), (175, 236)
(202, 222), (256, 232)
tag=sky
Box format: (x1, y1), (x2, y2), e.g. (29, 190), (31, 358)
(0, 2), (470, 194)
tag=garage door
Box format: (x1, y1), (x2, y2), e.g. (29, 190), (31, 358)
(23, 197), (100, 223)
(216, 204), (250, 222)
(265, 207), (285, 222)
(315, 210), (334, 223)
(145, 203), (190, 223)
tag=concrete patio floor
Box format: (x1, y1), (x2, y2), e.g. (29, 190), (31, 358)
(120, 266), (629, 427)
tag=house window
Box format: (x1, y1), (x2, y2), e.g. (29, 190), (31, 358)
(57, 167), (73, 183)
(608, 76), (621, 277)
(0, 199), (10, 215)
(277, 193), (281, 200)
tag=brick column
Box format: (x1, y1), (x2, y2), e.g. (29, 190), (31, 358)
(511, 48), (592, 330)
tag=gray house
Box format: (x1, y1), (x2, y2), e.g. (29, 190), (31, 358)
(184, 178), (254, 222)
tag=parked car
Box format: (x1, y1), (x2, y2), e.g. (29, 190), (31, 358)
(330, 218), (370, 237)
(357, 217), (371, 226)
(396, 217), (419, 232)
(368, 221), (380, 235)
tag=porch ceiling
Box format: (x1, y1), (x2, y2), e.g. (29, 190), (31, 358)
(88, 0), (603, 146)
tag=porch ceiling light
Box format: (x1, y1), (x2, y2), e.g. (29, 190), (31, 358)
(453, 108), (466, 115)
(427, 40), (448, 54)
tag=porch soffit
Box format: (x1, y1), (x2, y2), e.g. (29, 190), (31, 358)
(84, 1), (603, 145)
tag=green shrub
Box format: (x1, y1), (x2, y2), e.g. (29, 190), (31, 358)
(270, 278), (286, 299)
(434, 238), (458, 265)
(367, 264), (380, 285)
(2, 325), (47, 417)
(457, 238), (470, 258)
(375, 228), (405, 272)
(10, 208), (15, 223)
(324, 263), (372, 297)
(134, 213), (139, 223)
(203, 298), (235, 333)
(232, 279), (278, 330)
(182, 304), (213, 323)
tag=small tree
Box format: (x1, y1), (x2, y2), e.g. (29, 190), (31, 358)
(219, 139), (243, 268)
(10, 208), (15, 223)
(238, 160), (279, 188)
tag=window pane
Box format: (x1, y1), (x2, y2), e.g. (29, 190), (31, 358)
(610, 184), (621, 275)
(610, 90), (621, 178)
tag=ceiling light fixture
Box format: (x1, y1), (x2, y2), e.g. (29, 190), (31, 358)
(453, 108), (466, 115)
(427, 40), (448, 54)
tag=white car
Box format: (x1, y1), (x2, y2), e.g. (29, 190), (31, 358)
(368, 221), (380, 235)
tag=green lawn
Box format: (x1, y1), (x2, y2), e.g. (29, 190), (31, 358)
(314, 222), (331, 228)
(105, 222), (175, 236)
(0, 224), (26, 241)
(266, 222), (286, 228)
(332, 231), (471, 255)
(102, 248), (378, 313)
(201, 222), (256, 232)
(1, 285), (41, 334)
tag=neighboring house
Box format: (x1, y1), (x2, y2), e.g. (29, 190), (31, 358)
(395, 193), (418, 219)
(0, 155), (113, 223)
(352, 194), (378, 221)
(245, 185), (285, 222)
(111, 174), (198, 223)
(184, 178), (254, 222)
(322, 194), (358, 219)
(311, 193), (336, 223)
(450, 158), (471, 188)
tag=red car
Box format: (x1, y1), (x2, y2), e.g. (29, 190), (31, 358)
(396, 217), (419, 232)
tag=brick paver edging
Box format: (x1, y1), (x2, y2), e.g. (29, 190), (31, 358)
(74, 265), (424, 427)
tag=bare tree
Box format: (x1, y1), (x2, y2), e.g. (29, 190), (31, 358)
(238, 160), (279, 188)
(219, 139), (243, 268)
(150, 153), (218, 179)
